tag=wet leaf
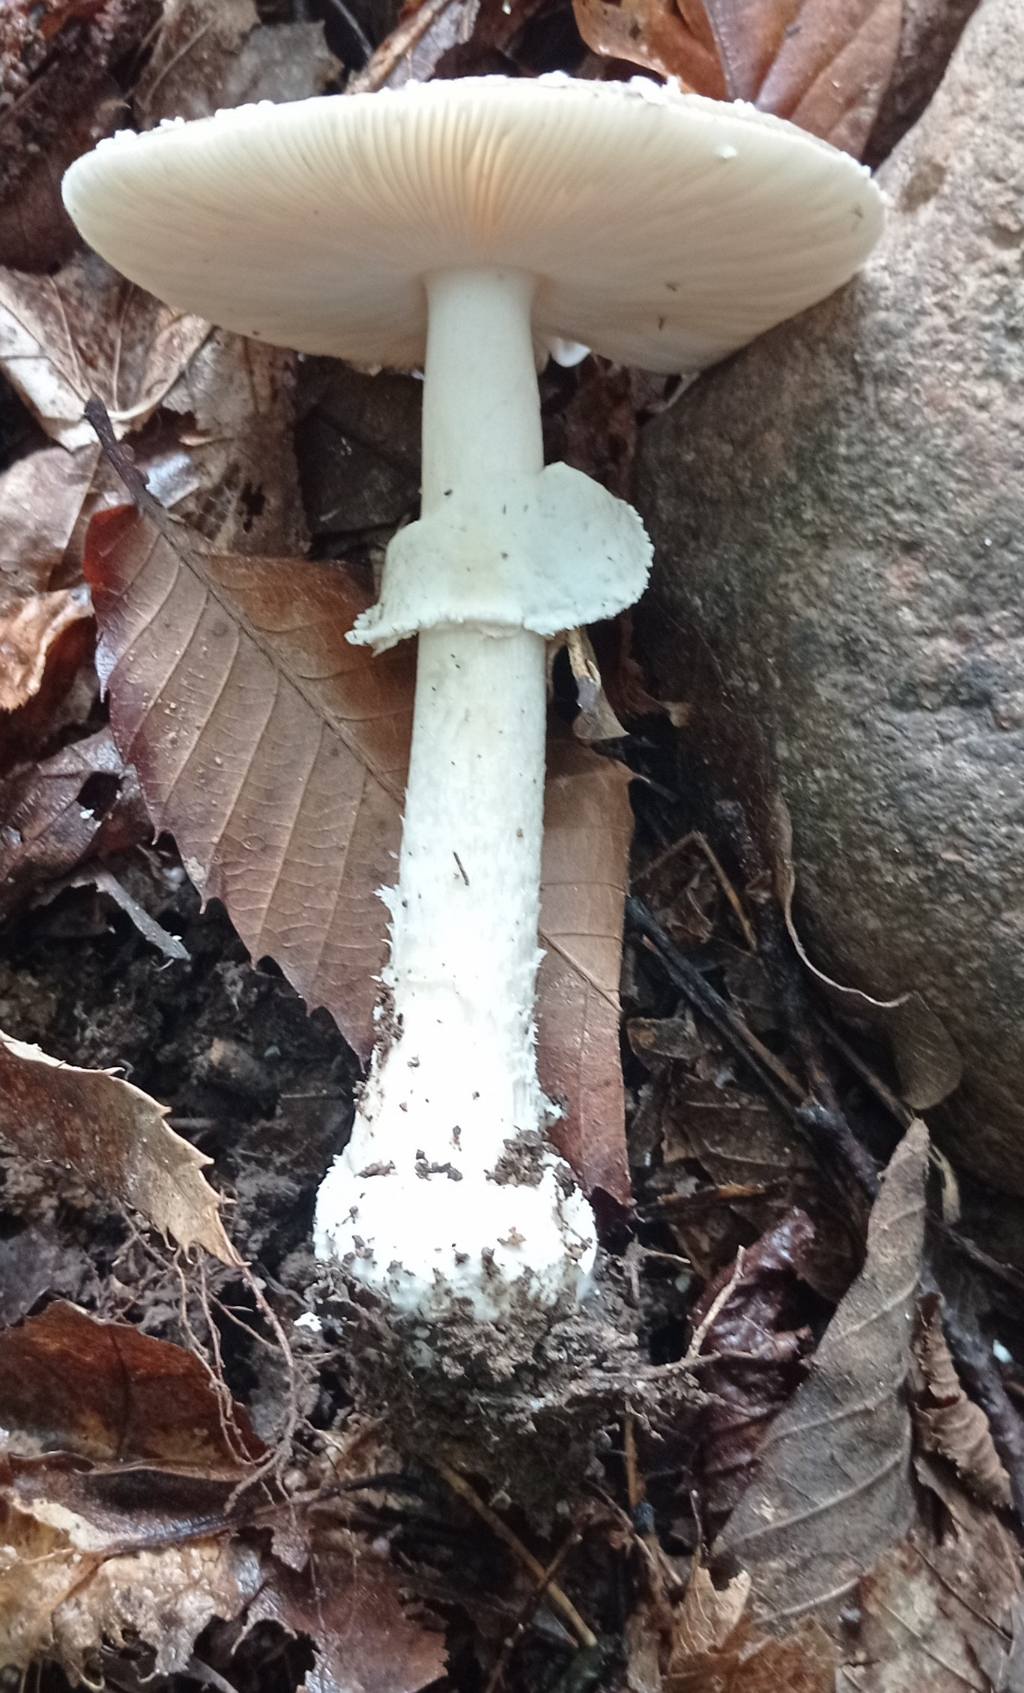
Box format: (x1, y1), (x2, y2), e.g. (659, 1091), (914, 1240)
(690, 1210), (815, 1521)
(0, 1032), (239, 1261)
(0, 726), (145, 915)
(0, 251), (209, 449)
(911, 1294), (1012, 1511)
(84, 488), (632, 1200)
(249, 1543), (448, 1693)
(0, 1301), (262, 1468)
(574, 0), (903, 158)
(717, 1121), (928, 1630)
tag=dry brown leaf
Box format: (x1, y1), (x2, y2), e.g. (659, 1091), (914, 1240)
(0, 584), (92, 711)
(50, 1539), (263, 1676)
(86, 500), (412, 1063)
(84, 478), (631, 1200)
(539, 732), (632, 1200)
(0, 251), (208, 449)
(669, 1617), (837, 1692)
(0, 1032), (239, 1261)
(0, 1499), (256, 1673)
(574, 0), (903, 158)
(669, 1564), (751, 1669)
(134, 0), (337, 125)
(562, 627), (629, 744)
(0, 443), (100, 591)
(0, 1306), (442, 1682)
(0, 1304), (265, 1667)
(249, 1542), (448, 1693)
(717, 1120), (928, 1631)
(911, 1294), (1012, 1511)
(842, 1484), (1022, 1692)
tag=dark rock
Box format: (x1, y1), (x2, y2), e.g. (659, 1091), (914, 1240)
(635, 0), (1024, 1191)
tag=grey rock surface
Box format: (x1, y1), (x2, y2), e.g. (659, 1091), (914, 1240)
(634, 0), (1024, 1191)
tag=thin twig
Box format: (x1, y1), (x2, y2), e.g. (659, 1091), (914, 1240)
(483, 1530), (580, 1693)
(636, 830), (757, 953)
(627, 895), (879, 1195)
(686, 1248), (746, 1362)
(348, 0), (459, 93)
(436, 1462), (598, 1650)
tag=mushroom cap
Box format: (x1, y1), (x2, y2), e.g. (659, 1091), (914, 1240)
(63, 76), (883, 375)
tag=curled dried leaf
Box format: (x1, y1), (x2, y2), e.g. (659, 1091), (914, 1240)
(0, 1034), (239, 1262)
(911, 1295), (1012, 1511)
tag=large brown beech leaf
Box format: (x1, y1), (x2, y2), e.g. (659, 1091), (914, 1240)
(84, 476), (632, 1201)
(574, 0), (903, 159)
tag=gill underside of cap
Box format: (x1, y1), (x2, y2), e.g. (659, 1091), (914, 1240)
(63, 76), (884, 375)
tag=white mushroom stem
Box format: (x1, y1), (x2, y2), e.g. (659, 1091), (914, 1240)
(315, 268), (627, 1327)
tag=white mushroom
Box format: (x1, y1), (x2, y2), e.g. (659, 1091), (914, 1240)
(63, 77), (883, 1344)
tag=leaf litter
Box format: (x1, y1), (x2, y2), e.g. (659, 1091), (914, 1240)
(0, 4), (1019, 1692)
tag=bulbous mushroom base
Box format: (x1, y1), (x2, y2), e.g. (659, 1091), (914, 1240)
(313, 1253), (705, 1505)
(313, 1133), (597, 1333)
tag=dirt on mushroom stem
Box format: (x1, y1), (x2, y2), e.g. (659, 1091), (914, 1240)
(316, 1252), (705, 1505)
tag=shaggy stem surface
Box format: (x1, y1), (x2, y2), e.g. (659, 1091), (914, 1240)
(314, 268), (598, 1325)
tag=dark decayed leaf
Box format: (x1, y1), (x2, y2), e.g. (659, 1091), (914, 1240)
(0, 726), (148, 917)
(84, 487), (632, 1200)
(162, 332), (306, 555)
(249, 1547), (448, 1693)
(0, 1301), (262, 1469)
(0, 0), (157, 271)
(716, 1120), (928, 1631)
(0, 1032), (239, 1262)
(573, 0), (903, 158)
(690, 1210), (815, 1521)
(911, 1294), (1012, 1511)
